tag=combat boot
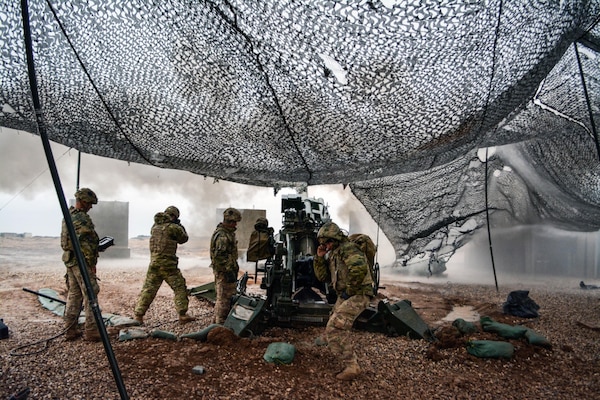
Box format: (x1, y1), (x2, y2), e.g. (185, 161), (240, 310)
(134, 314), (144, 324)
(336, 360), (361, 381)
(65, 326), (82, 341)
(83, 328), (101, 342)
(179, 314), (196, 324)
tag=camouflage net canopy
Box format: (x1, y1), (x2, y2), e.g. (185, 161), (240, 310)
(1, 1), (599, 265)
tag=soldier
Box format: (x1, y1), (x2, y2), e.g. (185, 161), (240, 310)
(209, 207), (242, 324)
(314, 221), (374, 381)
(134, 206), (195, 324)
(61, 188), (102, 342)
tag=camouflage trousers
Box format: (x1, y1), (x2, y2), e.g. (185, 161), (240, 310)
(134, 261), (189, 317)
(64, 264), (100, 331)
(213, 271), (237, 324)
(325, 294), (370, 364)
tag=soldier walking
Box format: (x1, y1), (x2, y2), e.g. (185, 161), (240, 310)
(134, 206), (195, 324)
(314, 221), (374, 381)
(209, 208), (242, 324)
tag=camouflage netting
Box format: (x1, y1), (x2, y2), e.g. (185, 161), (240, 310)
(1, 1), (599, 265)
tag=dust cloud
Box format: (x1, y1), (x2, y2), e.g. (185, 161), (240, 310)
(404, 224), (600, 288)
(0, 128), (396, 267)
(0, 128), (293, 237)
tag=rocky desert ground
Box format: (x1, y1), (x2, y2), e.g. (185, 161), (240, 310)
(0, 235), (599, 399)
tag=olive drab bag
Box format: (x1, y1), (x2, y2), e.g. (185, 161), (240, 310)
(348, 233), (377, 282)
(247, 224), (275, 262)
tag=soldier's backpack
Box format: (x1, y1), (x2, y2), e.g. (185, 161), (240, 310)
(348, 233), (377, 283)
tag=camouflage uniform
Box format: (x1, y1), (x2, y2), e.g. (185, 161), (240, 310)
(61, 189), (100, 338)
(314, 222), (373, 380)
(210, 208), (241, 324)
(134, 211), (190, 319)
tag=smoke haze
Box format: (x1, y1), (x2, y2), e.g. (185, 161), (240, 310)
(0, 127), (396, 265)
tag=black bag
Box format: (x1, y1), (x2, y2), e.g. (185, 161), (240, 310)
(0, 318), (8, 339)
(502, 290), (540, 318)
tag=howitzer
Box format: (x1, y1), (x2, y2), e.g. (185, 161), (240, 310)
(223, 195), (335, 336)
(193, 194), (435, 341)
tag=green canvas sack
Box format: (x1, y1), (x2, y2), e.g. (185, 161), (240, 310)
(480, 316), (528, 339)
(452, 318), (478, 334)
(263, 342), (296, 365)
(467, 340), (514, 359)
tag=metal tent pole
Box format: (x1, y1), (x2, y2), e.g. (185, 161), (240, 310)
(484, 148), (499, 292)
(19, 1), (129, 398)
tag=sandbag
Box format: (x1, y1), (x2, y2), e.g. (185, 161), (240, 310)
(467, 340), (514, 359)
(263, 342), (296, 365)
(452, 318), (478, 335)
(180, 324), (221, 341)
(118, 328), (149, 341)
(525, 329), (552, 348)
(150, 330), (178, 340)
(480, 316), (528, 339)
(502, 290), (540, 318)
(105, 315), (141, 327)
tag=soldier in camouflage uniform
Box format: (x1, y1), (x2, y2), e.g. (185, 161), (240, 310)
(134, 206), (195, 324)
(210, 208), (242, 324)
(61, 188), (102, 342)
(314, 222), (374, 381)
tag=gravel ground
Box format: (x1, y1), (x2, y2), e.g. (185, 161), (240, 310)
(1, 236), (599, 400)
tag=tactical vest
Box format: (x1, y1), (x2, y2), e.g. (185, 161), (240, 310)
(60, 207), (99, 266)
(61, 218), (72, 251)
(61, 206), (80, 251)
(210, 224), (239, 272)
(150, 223), (178, 256)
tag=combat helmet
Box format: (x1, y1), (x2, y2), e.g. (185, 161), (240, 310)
(254, 217), (269, 230)
(164, 206), (180, 219)
(223, 207), (242, 222)
(317, 222), (345, 243)
(74, 188), (98, 204)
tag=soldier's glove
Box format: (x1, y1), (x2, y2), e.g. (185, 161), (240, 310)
(225, 271), (238, 283)
(340, 291), (351, 300)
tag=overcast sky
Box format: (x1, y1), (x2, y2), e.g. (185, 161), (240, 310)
(0, 127), (395, 263)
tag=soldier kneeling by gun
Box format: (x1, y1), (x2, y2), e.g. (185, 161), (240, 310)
(314, 222), (374, 381)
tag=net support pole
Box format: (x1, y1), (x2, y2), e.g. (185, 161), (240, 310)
(19, 1), (129, 399)
(484, 148), (499, 292)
